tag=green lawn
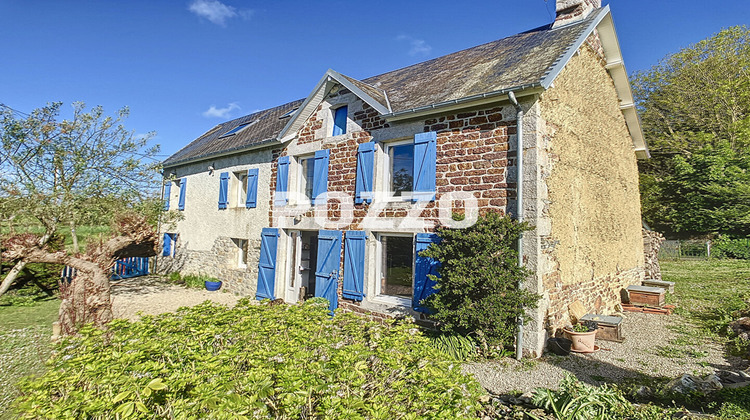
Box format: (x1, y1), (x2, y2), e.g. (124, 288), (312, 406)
(659, 259), (750, 418)
(0, 300), (59, 420)
(663, 259), (750, 334)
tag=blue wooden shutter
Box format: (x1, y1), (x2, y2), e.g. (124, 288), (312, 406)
(413, 233), (440, 312)
(256, 228), (279, 300)
(315, 230), (342, 314)
(275, 156), (290, 207)
(162, 233), (176, 257)
(343, 231), (366, 301)
(163, 182), (171, 211)
(412, 131), (437, 202)
(218, 172), (229, 209)
(178, 179), (187, 211)
(332, 106), (347, 136)
(162, 233), (172, 256)
(312, 149), (330, 205)
(355, 142), (375, 204)
(245, 168), (259, 208)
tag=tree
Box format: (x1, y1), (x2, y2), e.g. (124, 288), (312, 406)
(633, 26), (750, 237)
(0, 102), (160, 333)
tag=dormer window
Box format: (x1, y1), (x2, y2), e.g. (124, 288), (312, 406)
(332, 106), (347, 136)
(279, 108), (298, 119)
(219, 122), (252, 138)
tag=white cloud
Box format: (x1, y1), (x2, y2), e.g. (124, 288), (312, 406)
(188, 0), (252, 26)
(202, 102), (240, 118)
(396, 35), (432, 56)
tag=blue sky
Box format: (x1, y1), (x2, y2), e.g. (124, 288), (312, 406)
(1, 0), (748, 160)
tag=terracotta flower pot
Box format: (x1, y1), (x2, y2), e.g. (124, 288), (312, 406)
(563, 328), (597, 353)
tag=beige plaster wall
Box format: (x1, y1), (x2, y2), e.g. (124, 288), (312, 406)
(539, 45), (644, 311)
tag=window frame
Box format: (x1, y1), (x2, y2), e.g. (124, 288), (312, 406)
(163, 233), (178, 257)
(373, 232), (414, 306)
(233, 170), (248, 208)
(331, 105), (348, 136)
(295, 154), (315, 207)
(233, 238), (249, 268)
(379, 138), (415, 202)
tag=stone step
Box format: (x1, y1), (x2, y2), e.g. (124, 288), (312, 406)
(642, 279), (675, 293)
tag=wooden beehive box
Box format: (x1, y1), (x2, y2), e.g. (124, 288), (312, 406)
(581, 314), (624, 342)
(626, 285), (665, 307)
(641, 279), (675, 293)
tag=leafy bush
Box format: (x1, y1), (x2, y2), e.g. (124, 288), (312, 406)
(14, 299), (483, 419)
(422, 211), (541, 348)
(714, 236), (750, 260)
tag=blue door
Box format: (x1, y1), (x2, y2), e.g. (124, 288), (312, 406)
(315, 230), (342, 314)
(256, 228), (279, 300)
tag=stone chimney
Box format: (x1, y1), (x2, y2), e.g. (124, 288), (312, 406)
(552, 0), (601, 28)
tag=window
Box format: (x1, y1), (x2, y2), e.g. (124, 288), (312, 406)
(379, 235), (414, 299)
(332, 106), (347, 136)
(234, 171), (248, 207)
(279, 108), (298, 119)
(380, 132), (437, 202)
(298, 156), (315, 203)
(162, 233), (177, 257)
(233, 238), (248, 268)
(219, 122), (252, 138)
(384, 140), (415, 198)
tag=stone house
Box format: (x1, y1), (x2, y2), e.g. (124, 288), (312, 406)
(160, 0), (648, 356)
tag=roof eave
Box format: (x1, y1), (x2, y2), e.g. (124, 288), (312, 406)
(278, 69), (391, 140)
(162, 138), (281, 169)
(384, 83), (544, 122)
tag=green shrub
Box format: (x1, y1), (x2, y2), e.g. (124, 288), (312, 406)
(530, 375), (675, 420)
(181, 273), (219, 289)
(422, 211), (541, 348)
(429, 333), (478, 361)
(714, 236), (750, 260)
(14, 299), (483, 419)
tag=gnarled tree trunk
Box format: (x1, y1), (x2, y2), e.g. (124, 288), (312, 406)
(2, 214), (156, 335)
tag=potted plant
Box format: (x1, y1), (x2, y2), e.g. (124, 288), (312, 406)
(203, 275), (223, 292)
(562, 321), (597, 353)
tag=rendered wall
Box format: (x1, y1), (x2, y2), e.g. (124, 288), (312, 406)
(157, 150), (274, 295)
(537, 42), (645, 334)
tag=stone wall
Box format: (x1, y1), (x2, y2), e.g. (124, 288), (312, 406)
(154, 235), (260, 296)
(269, 91), (519, 232)
(643, 228), (665, 281)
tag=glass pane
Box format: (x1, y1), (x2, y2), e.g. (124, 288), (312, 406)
(383, 236), (413, 298)
(301, 158), (315, 201)
(390, 144), (413, 196)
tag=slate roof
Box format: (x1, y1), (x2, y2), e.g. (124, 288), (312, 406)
(164, 99), (303, 167)
(164, 11), (598, 167)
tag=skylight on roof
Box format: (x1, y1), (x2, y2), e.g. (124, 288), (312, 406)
(279, 108), (299, 119)
(219, 122), (253, 138)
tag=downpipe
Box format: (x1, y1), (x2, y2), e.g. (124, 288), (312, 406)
(508, 91), (524, 360)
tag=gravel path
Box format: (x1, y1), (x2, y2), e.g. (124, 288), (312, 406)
(463, 312), (748, 394)
(111, 276), (241, 320)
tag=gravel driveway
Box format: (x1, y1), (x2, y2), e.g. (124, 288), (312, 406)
(463, 311), (748, 394)
(111, 276), (241, 320)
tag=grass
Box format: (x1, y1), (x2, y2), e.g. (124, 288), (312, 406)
(653, 259), (750, 418)
(0, 299), (59, 420)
